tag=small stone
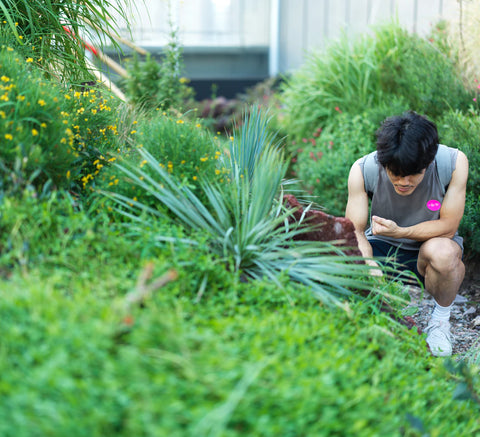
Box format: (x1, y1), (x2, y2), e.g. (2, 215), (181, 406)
(464, 307), (476, 316)
(473, 316), (480, 327)
(454, 295), (468, 303)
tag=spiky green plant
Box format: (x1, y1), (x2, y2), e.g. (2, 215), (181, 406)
(103, 107), (376, 306)
(0, 0), (135, 83)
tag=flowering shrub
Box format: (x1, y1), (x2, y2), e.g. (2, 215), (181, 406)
(292, 113), (377, 215)
(0, 45), (78, 194)
(95, 114), (227, 212)
(0, 45), (123, 196)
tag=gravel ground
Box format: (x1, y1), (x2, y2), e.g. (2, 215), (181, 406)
(405, 261), (480, 359)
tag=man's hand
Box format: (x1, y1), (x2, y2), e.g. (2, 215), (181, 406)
(366, 259), (383, 277)
(371, 215), (402, 238)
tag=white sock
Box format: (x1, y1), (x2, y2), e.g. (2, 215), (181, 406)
(431, 301), (453, 323)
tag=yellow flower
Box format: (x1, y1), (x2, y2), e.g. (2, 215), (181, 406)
(215, 169), (221, 175)
(26, 57), (33, 63)
(193, 176), (198, 181)
(0, 110), (5, 118)
(230, 136), (234, 141)
(5, 134), (13, 140)
(200, 157), (208, 162)
(38, 99), (46, 106)
(130, 130), (137, 134)
(41, 122), (47, 128)
(0, 95), (8, 102)
(196, 123), (201, 128)
(17, 95), (25, 101)
(32, 129), (39, 136)
(176, 120), (184, 124)
(64, 94), (71, 100)
(66, 170), (71, 179)
(74, 91), (81, 98)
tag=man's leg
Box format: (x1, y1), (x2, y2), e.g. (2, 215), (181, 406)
(417, 237), (465, 356)
(417, 237), (465, 306)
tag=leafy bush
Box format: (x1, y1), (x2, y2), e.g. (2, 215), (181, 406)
(279, 31), (382, 141)
(0, 45), (126, 197)
(278, 22), (472, 143)
(438, 109), (480, 257)
(122, 27), (194, 112)
(0, 46), (77, 195)
(292, 114), (376, 215)
(374, 24), (472, 120)
(95, 113), (224, 212)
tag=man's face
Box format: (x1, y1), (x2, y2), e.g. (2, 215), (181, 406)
(386, 168), (426, 196)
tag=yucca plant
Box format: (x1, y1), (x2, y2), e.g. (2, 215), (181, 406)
(103, 107), (377, 306)
(0, 0), (135, 83)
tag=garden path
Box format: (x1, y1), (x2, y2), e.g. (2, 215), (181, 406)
(406, 257), (480, 358)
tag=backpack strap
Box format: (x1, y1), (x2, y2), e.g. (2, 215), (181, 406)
(435, 144), (454, 194)
(362, 151), (379, 199)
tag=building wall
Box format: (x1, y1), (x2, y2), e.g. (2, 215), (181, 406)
(109, 0), (458, 78)
(275, 0), (457, 73)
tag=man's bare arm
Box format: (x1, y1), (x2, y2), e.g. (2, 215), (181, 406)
(345, 160), (381, 274)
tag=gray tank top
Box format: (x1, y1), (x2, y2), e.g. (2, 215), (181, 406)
(359, 147), (463, 251)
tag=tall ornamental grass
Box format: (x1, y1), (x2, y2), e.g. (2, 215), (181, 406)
(279, 22), (473, 143)
(0, 0), (135, 83)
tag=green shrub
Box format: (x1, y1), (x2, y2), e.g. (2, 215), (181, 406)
(122, 27), (194, 112)
(438, 109), (480, 257)
(374, 24), (472, 120)
(95, 113), (224, 213)
(278, 22), (472, 144)
(0, 46), (78, 194)
(279, 31), (382, 141)
(0, 45), (125, 197)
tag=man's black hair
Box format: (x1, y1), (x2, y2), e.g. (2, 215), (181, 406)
(376, 111), (439, 176)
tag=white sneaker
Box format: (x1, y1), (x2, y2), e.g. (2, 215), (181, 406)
(424, 320), (452, 357)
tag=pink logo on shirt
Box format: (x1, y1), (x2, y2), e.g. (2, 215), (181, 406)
(427, 199), (441, 211)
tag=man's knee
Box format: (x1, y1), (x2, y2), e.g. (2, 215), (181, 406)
(418, 238), (463, 273)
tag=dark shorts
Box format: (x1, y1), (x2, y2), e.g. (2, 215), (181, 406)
(368, 238), (424, 285)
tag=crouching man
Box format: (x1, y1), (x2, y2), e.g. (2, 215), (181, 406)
(345, 111), (469, 356)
